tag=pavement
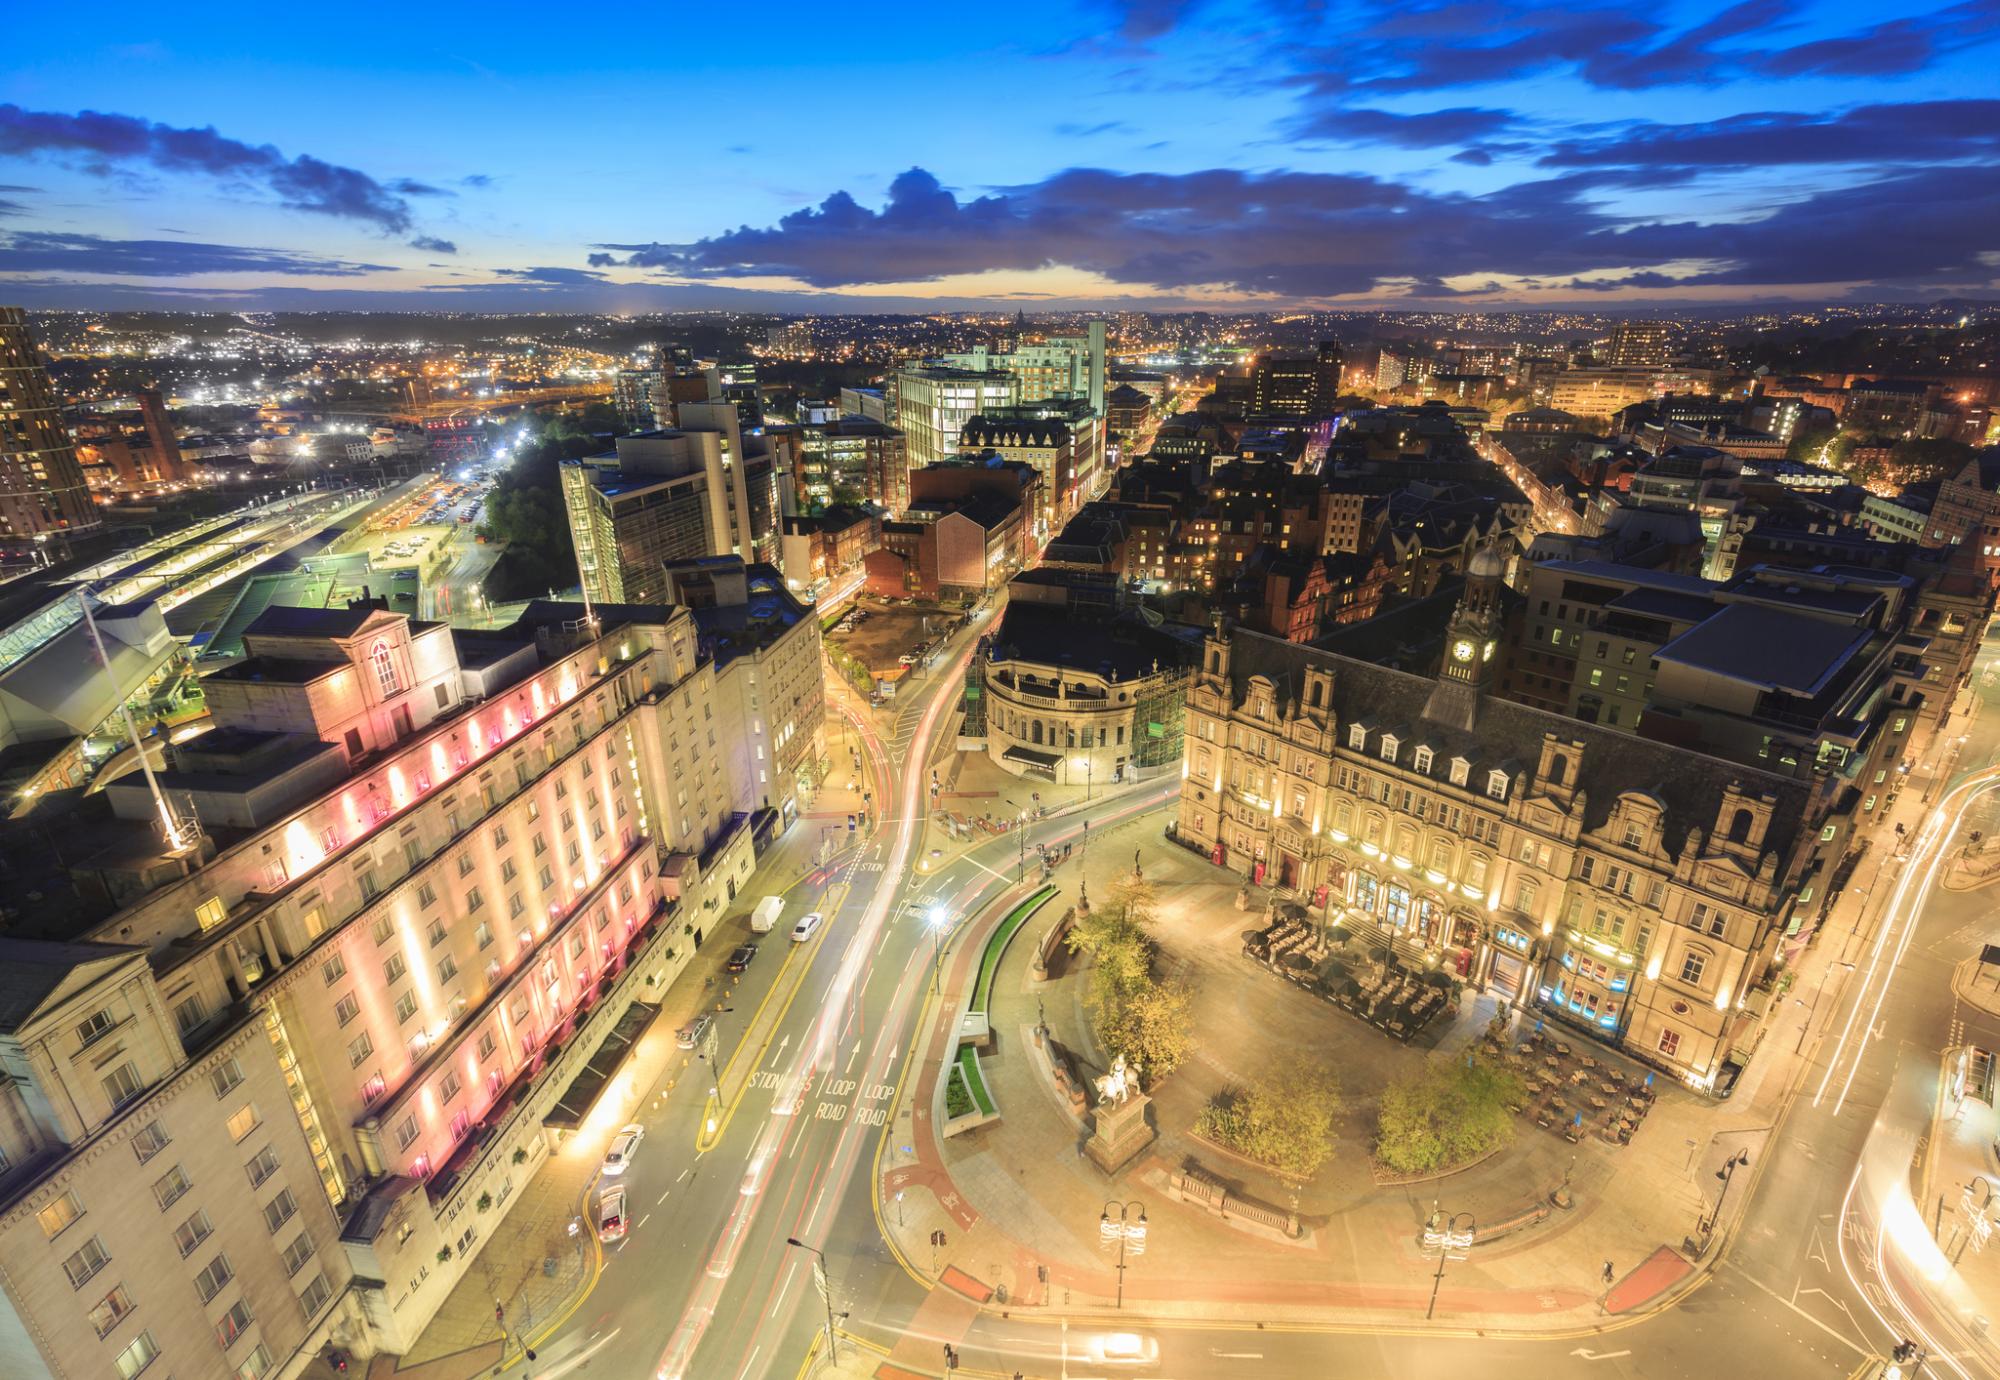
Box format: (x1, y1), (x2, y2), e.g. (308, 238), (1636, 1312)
(872, 783), (1800, 1334)
(359, 605), (2000, 1380)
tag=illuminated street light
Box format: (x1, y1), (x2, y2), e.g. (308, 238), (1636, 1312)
(1099, 1199), (1147, 1308)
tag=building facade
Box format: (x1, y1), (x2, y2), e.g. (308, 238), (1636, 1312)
(892, 367), (1020, 470)
(1174, 576), (1827, 1093)
(0, 307), (99, 561)
(4, 597), (769, 1376)
(562, 405), (782, 605)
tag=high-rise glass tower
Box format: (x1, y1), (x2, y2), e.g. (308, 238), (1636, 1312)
(0, 306), (99, 553)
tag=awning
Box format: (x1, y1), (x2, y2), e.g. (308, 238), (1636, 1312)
(544, 1001), (660, 1130)
(1002, 745), (1063, 773)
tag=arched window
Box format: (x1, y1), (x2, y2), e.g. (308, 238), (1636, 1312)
(371, 640), (399, 698)
(1547, 753), (1568, 787)
(1727, 809), (1752, 844)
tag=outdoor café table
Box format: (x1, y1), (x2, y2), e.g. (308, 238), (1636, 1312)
(1589, 1096), (1608, 1110)
(1545, 1056), (1561, 1069)
(1556, 1043), (1572, 1056)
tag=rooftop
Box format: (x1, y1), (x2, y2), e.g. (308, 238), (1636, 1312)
(1654, 603), (1875, 697)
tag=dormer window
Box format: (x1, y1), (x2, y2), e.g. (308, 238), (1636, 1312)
(1413, 746), (1434, 774)
(1486, 769), (1509, 801)
(1449, 756), (1471, 787)
(1348, 724), (1367, 750)
(1379, 735), (1399, 763)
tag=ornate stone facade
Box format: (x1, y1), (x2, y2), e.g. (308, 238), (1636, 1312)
(1175, 574), (1832, 1092)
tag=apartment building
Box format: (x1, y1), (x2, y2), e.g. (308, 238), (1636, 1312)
(561, 403), (783, 604)
(1175, 578), (1828, 1092)
(666, 559), (827, 824)
(5, 596), (765, 1375)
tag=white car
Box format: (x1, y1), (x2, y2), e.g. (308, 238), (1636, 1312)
(1081, 1331), (1160, 1365)
(790, 911), (824, 943)
(601, 1123), (645, 1176)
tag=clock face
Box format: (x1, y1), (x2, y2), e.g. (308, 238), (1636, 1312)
(1483, 640), (1497, 662)
(1452, 639), (1475, 662)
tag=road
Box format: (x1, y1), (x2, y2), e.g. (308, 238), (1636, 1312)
(502, 615), (2000, 1380)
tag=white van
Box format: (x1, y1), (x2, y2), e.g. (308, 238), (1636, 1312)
(750, 897), (783, 933)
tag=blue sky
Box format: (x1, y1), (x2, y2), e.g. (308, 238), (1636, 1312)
(2, 0), (1997, 309)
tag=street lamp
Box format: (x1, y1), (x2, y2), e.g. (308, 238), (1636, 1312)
(1072, 753), (1093, 802)
(1004, 797), (1027, 881)
(784, 1237), (841, 1363)
(1098, 1199), (1147, 1308)
(1422, 1204), (1476, 1320)
(1701, 1149), (1751, 1235)
(928, 905), (951, 994)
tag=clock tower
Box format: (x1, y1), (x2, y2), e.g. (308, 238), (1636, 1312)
(1425, 542), (1507, 731)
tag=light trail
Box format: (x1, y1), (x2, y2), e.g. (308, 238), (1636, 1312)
(654, 637), (977, 1379)
(1814, 767), (2000, 1116)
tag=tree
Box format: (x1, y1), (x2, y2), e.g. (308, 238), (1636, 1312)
(1374, 1054), (1525, 1175)
(1785, 420), (1839, 465)
(1198, 1063), (1341, 1179)
(1064, 873), (1194, 1080)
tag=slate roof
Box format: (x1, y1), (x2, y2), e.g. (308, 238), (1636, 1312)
(1222, 628), (1815, 863)
(242, 602), (393, 639)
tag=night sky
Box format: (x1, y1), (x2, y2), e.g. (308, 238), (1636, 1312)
(2, 0), (1996, 310)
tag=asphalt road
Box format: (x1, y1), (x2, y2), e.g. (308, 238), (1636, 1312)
(501, 618), (2000, 1380)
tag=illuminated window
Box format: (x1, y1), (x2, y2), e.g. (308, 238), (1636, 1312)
(371, 640), (399, 698)
(196, 896), (227, 931)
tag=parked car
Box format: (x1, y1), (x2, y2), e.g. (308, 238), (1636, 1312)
(726, 942), (757, 972)
(596, 1185), (629, 1243)
(676, 1014), (712, 1049)
(790, 911), (824, 943)
(601, 1124), (645, 1176)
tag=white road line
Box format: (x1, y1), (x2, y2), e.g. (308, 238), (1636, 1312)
(965, 856), (1011, 882)
(657, 1189), (670, 1203)
(1726, 1263), (1868, 1356)
(637, 1213), (651, 1230)
(676, 1168), (691, 1183)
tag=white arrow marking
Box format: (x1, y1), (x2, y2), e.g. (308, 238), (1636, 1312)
(1569, 1348), (1632, 1361)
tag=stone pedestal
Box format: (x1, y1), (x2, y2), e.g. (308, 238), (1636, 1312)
(1084, 1093), (1156, 1176)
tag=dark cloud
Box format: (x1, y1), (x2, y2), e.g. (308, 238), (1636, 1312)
(1108, 0), (1205, 41)
(1055, 120), (1134, 138)
(0, 198), (25, 217)
(590, 160), (2000, 299)
(0, 104), (429, 234)
(458, 173), (494, 188)
(1290, 105), (1515, 147)
(1286, 0), (1991, 96)
(409, 235), (459, 254)
(427, 265), (609, 290)
(1541, 99), (2000, 170)
(0, 230), (392, 277)
(390, 179), (451, 197)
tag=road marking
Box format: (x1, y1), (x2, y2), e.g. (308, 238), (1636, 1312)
(637, 1213), (650, 1230)
(677, 1169), (690, 1183)
(1727, 1264), (1868, 1356)
(657, 1189), (671, 1203)
(1568, 1347), (1631, 1361)
(965, 856), (1011, 882)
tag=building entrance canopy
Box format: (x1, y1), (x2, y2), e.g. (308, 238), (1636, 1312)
(1002, 745), (1062, 777)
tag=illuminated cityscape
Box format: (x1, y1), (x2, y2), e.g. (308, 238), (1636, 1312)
(1, 6), (1999, 1380)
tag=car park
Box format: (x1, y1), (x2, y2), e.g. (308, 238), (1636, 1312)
(601, 1123), (645, 1175)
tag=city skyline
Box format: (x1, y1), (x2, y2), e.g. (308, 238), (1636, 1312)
(3, 0), (1998, 311)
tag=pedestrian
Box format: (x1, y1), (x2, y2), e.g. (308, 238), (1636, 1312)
(1602, 1260), (1614, 1285)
